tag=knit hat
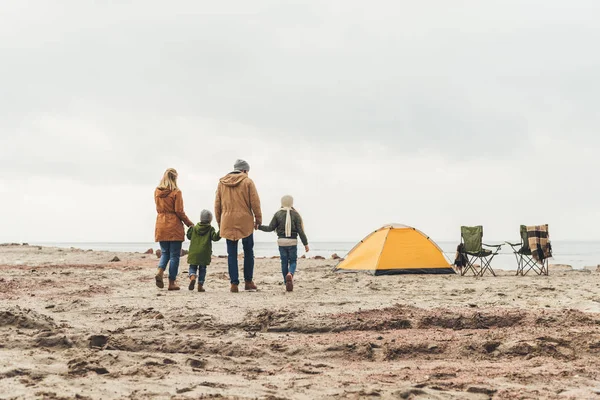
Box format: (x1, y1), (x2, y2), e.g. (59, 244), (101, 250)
(281, 195), (294, 208)
(233, 159), (250, 172)
(200, 209), (213, 223)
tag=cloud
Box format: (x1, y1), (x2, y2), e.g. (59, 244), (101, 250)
(1, 1), (599, 242)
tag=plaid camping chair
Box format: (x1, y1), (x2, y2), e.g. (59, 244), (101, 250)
(457, 226), (502, 277)
(506, 225), (550, 275)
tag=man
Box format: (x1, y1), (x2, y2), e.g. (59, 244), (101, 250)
(215, 159), (262, 292)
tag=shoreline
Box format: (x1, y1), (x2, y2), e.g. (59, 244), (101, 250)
(0, 243), (592, 273)
(9, 241), (600, 271)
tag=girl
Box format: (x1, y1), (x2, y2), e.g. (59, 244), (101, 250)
(154, 168), (194, 290)
(259, 195), (309, 292)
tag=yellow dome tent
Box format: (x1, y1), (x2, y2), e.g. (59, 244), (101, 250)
(334, 224), (455, 275)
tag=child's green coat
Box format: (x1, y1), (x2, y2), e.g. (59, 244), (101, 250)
(186, 223), (221, 266)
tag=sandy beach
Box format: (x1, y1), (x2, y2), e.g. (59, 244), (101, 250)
(1, 244), (600, 399)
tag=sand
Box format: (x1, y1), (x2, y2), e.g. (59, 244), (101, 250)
(1, 244), (600, 400)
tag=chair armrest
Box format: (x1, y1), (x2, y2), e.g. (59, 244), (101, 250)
(483, 243), (502, 248)
(504, 242), (521, 247)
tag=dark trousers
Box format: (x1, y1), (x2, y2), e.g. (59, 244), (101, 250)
(188, 265), (207, 284)
(226, 234), (254, 285)
(278, 245), (298, 282)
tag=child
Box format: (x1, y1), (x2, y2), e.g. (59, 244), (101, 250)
(186, 210), (221, 292)
(259, 195), (309, 292)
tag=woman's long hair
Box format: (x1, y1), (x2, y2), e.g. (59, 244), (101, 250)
(157, 168), (178, 190)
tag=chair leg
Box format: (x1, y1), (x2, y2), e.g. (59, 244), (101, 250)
(462, 255), (479, 276)
(479, 255), (496, 277)
(518, 256), (523, 276)
(477, 257), (486, 276)
(522, 256), (541, 275)
(514, 253), (522, 276)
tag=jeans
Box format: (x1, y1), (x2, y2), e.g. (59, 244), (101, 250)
(226, 234), (254, 285)
(188, 265), (207, 284)
(158, 241), (182, 281)
(279, 245), (298, 282)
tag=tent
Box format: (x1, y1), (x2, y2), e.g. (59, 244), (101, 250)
(334, 224), (455, 275)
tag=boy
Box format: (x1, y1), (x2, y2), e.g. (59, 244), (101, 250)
(187, 210), (221, 292)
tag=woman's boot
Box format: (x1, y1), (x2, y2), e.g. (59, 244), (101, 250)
(155, 269), (164, 289)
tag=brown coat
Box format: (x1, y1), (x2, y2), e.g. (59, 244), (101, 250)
(214, 172), (262, 241)
(154, 188), (193, 242)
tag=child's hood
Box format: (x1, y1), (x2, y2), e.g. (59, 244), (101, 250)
(194, 223), (213, 236)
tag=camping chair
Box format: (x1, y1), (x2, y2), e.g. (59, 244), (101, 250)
(458, 226), (502, 277)
(506, 225), (549, 276)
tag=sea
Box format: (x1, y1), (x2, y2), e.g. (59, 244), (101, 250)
(29, 241), (600, 271)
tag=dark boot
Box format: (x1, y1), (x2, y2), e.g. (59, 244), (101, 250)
(155, 269), (164, 289)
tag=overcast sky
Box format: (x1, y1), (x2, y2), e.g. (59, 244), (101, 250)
(1, 0), (599, 243)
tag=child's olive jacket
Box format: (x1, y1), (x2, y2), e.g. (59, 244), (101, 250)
(186, 223), (221, 266)
(259, 209), (308, 246)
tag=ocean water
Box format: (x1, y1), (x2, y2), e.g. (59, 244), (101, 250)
(30, 241), (600, 270)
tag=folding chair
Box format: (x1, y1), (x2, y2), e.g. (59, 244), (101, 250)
(506, 225), (549, 276)
(459, 226), (502, 277)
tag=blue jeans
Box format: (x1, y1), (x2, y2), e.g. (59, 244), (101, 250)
(188, 265), (207, 284)
(158, 241), (182, 281)
(279, 245), (297, 282)
(226, 234), (254, 285)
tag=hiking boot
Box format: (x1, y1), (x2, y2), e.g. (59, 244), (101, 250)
(188, 276), (196, 291)
(230, 284), (239, 293)
(285, 273), (293, 292)
(168, 280), (180, 291)
(244, 281), (257, 291)
(155, 269), (165, 289)
(197, 283), (205, 292)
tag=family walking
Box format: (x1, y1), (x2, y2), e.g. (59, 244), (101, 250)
(153, 160), (309, 293)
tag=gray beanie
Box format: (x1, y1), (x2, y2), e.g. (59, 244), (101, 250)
(233, 159), (250, 172)
(200, 209), (213, 223)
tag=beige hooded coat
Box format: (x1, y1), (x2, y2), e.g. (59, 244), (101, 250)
(214, 172), (262, 241)
(154, 188), (193, 242)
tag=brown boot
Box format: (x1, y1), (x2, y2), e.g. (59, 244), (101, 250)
(168, 279), (180, 291)
(244, 281), (257, 291)
(188, 275), (196, 291)
(197, 283), (205, 292)
(230, 284), (239, 293)
(155, 269), (164, 289)
(285, 273), (293, 292)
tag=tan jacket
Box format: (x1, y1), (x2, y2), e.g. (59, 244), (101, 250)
(214, 172), (262, 241)
(154, 188), (193, 242)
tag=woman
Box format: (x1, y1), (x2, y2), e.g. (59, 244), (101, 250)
(154, 168), (194, 290)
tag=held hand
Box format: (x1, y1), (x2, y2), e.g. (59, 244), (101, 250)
(254, 222), (260, 230)
(305, 245), (310, 252)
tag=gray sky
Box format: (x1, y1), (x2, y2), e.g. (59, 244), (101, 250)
(1, 0), (599, 243)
